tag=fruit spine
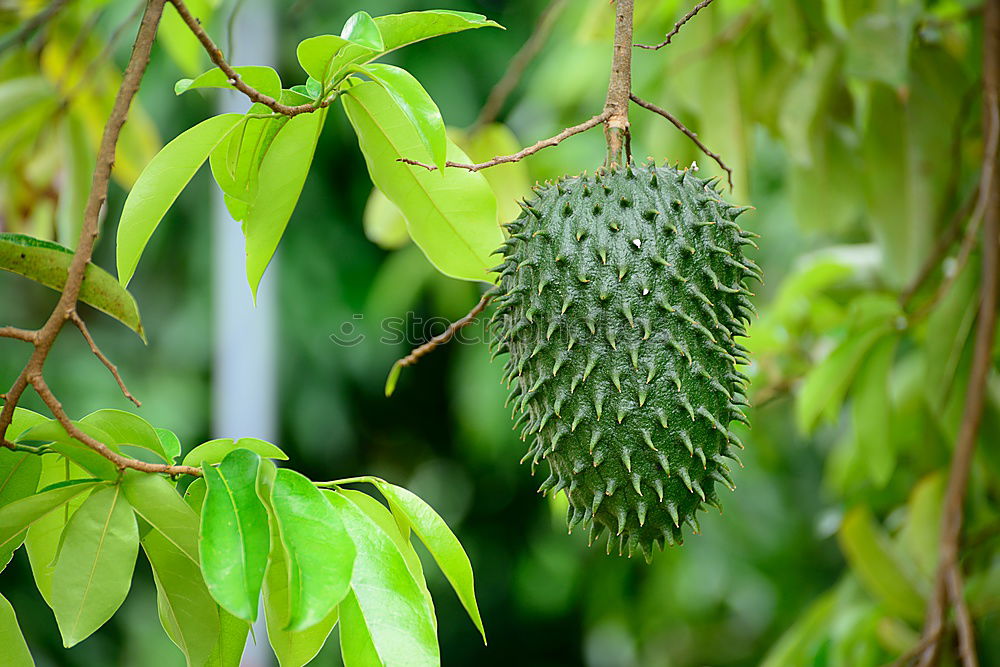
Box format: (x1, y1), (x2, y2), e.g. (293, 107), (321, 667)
(489, 162), (759, 561)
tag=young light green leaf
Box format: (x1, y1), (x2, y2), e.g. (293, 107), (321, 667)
(184, 477), (208, 514)
(156, 428), (182, 462)
(176, 65), (282, 99)
(145, 527), (221, 666)
(0, 479), (101, 562)
(24, 457), (93, 607)
(384, 360), (404, 398)
(263, 507), (340, 667)
(117, 114), (245, 286)
(325, 490), (439, 667)
(342, 11), (384, 50)
(0, 449), (42, 508)
(80, 409), (169, 462)
(269, 469), (354, 631)
(3, 405), (49, 442)
(0, 593), (33, 667)
(296, 35), (351, 83)
(18, 420), (120, 480)
(210, 110), (289, 218)
(200, 449), (270, 621)
(363, 188), (410, 250)
(375, 11), (502, 52)
(851, 336), (898, 487)
(358, 64), (447, 172)
(342, 81), (501, 283)
(0, 233), (145, 340)
(372, 480), (484, 641)
(243, 110), (325, 299)
(182, 437), (288, 468)
(123, 470), (200, 564)
(338, 589), (382, 667)
(51, 484), (139, 647)
(305, 77), (323, 100)
(838, 506), (926, 623)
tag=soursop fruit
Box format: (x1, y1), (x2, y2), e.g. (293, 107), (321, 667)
(489, 162), (759, 561)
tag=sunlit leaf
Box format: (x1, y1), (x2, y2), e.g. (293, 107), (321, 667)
(123, 471), (200, 564)
(341, 11), (384, 51)
(182, 437), (288, 468)
(176, 66), (282, 99)
(51, 485), (139, 647)
(363, 188), (410, 250)
(80, 409), (168, 463)
(0, 233), (145, 340)
(0, 593), (33, 667)
(296, 35), (351, 83)
(18, 420), (120, 481)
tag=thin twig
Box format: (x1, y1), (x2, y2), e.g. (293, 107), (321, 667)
(915, 3), (999, 664)
(635, 0), (717, 50)
(69, 311), (141, 407)
(399, 111), (610, 172)
(0, 327), (37, 343)
(394, 292), (493, 369)
(629, 93), (734, 190)
(168, 0), (324, 117)
(472, 0), (568, 132)
(0, 0), (71, 53)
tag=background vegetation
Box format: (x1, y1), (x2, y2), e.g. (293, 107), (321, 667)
(0, 0), (997, 665)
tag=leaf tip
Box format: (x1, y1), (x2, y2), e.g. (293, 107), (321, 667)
(385, 361), (403, 397)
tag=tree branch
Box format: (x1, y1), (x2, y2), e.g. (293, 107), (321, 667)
(0, 327), (37, 343)
(915, 2), (999, 664)
(393, 292), (493, 370)
(399, 111), (610, 172)
(168, 0), (327, 117)
(629, 93), (734, 189)
(635, 0), (717, 50)
(603, 0), (634, 164)
(69, 310), (141, 408)
(472, 0), (568, 132)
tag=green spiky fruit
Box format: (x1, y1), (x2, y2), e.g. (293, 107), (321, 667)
(489, 163), (759, 561)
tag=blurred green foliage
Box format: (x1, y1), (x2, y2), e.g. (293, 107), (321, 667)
(1, 0), (998, 665)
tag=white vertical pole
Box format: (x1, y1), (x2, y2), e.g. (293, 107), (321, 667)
(211, 0), (276, 664)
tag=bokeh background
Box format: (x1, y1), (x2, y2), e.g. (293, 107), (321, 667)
(1, 0), (998, 665)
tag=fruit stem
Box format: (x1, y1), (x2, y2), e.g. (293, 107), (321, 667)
(603, 0), (634, 167)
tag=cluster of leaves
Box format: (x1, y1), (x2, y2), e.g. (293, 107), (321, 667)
(0, 404), (484, 666)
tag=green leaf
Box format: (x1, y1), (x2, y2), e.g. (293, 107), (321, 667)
(0, 449), (42, 508)
(156, 428), (183, 462)
(358, 64), (446, 171)
(116, 114), (245, 286)
(18, 420), (120, 480)
(898, 472), (945, 579)
(375, 11), (502, 53)
(363, 188), (410, 251)
(80, 409), (168, 462)
(372, 480), (484, 641)
(0, 593), (33, 667)
(296, 35), (351, 83)
(182, 437), (288, 468)
(325, 490), (439, 666)
(0, 233), (145, 340)
(838, 506), (926, 623)
(851, 336), (898, 487)
(342, 81), (501, 283)
(51, 484), (139, 647)
(24, 457), (93, 607)
(184, 477), (207, 514)
(243, 109), (325, 299)
(305, 77), (323, 100)
(384, 361), (404, 398)
(455, 123), (533, 225)
(145, 527), (221, 666)
(269, 469), (354, 631)
(844, 9), (915, 89)
(0, 478), (100, 569)
(175, 66), (282, 99)
(342, 11), (384, 50)
(205, 609), (251, 667)
(200, 449), (270, 621)
(338, 589), (382, 667)
(123, 471), (200, 564)
(3, 406), (48, 444)
(158, 0), (211, 76)
(263, 500), (340, 667)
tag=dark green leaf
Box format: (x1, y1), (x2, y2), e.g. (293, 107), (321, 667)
(0, 233), (145, 340)
(200, 449), (270, 621)
(51, 484), (139, 647)
(117, 114), (245, 286)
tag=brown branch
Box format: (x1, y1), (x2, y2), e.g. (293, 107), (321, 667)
(635, 0), (717, 50)
(916, 2), (999, 664)
(0, 0), (200, 477)
(399, 111), (610, 172)
(395, 292), (493, 369)
(69, 311), (141, 408)
(472, 0), (568, 132)
(629, 93), (734, 190)
(603, 0), (634, 165)
(168, 0), (325, 117)
(0, 327), (37, 343)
